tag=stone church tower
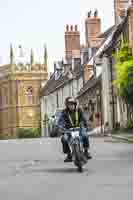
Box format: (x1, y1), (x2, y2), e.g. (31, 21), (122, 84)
(0, 45), (48, 137)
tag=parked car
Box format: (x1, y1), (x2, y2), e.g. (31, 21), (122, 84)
(49, 109), (63, 137)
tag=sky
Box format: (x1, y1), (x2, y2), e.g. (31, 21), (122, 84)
(0, 0), (114, 72)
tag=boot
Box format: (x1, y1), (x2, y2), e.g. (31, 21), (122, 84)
(84, 149), (92, 160)
(64, 153), (72, 162)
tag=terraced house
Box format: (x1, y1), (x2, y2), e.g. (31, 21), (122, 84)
(82, 0), (133, 130)
(41, 0), (133, 137)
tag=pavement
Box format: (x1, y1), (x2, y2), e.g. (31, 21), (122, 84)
(0, 137), (132, 199)
(103, 130), (133, 143)
(89, 126), (133, 143)
(112, 133), (133, 143)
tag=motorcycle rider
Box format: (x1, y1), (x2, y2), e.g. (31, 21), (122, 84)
(58, 97), (92, 162)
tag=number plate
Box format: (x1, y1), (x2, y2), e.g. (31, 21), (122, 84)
(71, 131), (79, 137)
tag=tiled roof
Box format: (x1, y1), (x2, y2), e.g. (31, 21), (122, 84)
(77, 75), (101, 97)
(87, 26), (116, 65)
(98, 25), (115, 39)
(99, 16), (128, 56)
(40, 61), (84, 96)
(40, 73), (68, 96)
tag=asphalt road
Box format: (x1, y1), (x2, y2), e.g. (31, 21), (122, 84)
(0, 137), (132, 200)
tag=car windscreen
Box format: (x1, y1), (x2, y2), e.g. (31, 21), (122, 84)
(55, 111), (62, 123)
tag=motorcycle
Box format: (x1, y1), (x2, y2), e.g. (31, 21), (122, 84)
(64, 127), (88, 172)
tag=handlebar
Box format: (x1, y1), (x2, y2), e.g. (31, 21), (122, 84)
(59, 127), (80, 132)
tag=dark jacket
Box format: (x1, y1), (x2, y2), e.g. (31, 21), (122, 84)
(58, 108), (88, 130)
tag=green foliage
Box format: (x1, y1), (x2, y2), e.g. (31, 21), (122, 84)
(0, 134), (9, 140)
(113, 43), (133, 105)
(127, 119), (133, 129)
(16, 128), (41, 138)
(113, 43), (132, 62)
(0, 133), (16, 140)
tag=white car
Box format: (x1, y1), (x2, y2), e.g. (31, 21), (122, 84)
(49, 109), (63, 137)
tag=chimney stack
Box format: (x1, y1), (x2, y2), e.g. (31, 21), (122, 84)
(114, 0), (129, 24)
(65, 24), (80, 62)
(85, 10), (101, 47)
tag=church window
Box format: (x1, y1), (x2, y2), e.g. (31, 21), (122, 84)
(26, 86), (33, 104)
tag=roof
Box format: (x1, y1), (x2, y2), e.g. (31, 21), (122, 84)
(41, 59), (84, 96)
(98, 25), (115, 39)
(40, 73), (68, 96)
(87, 26), (116, 65)
(77, 75), (102, 98)
(98, 16), (128, 57)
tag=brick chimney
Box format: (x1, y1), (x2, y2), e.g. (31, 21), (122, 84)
(85, 10), (101, 47)
(65, 25), (80, 61)
(114, 0), (129, 24)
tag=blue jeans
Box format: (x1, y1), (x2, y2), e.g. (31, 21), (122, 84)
(79, 127), (90, 149)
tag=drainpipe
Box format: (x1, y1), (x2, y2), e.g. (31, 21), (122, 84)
(93, 57), (96, 78)
(100, 84), (103, 134)
(109, 56), (115, 129)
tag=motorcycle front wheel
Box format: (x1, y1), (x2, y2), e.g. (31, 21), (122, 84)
(73, 143), (83, 172)
(78, 165), (83, 172)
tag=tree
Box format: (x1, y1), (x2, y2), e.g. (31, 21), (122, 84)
(113, 43), (133, 105)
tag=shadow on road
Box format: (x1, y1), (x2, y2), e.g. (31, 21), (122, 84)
(18, 167), (89, 174)
(43, 167), (88, 174)
(15, 160), (91, 174)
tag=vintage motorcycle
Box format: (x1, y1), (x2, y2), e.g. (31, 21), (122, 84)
(63, 127), (88, 172)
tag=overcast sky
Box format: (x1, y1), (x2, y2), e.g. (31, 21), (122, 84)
(0, 0), (114, 72)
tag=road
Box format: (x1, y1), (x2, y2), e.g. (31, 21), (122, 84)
(0, 137), (132, 200)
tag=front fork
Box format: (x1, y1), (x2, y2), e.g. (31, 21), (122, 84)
(71, 137), (83, 159)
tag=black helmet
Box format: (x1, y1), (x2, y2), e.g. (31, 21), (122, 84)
(65, 97), (77, 107)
